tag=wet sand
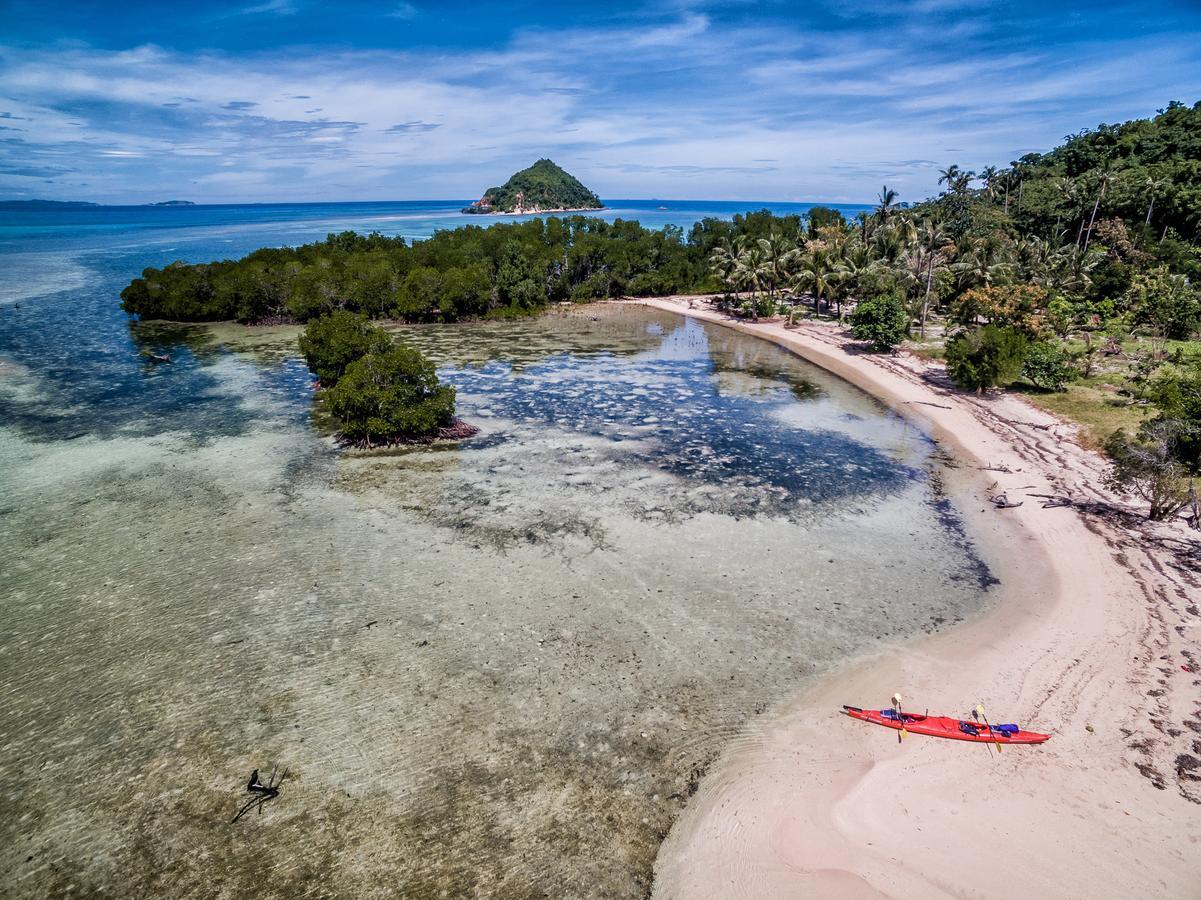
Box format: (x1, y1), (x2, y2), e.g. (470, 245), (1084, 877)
(638, 297), (1201, 899)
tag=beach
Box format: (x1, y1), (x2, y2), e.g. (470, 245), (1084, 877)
(638, 297), (1201, 898)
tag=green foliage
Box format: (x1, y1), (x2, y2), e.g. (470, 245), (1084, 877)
(463, 159), (602, 214)
(1104, 421), (1194, 519)
(121, 212), (820, 324)
(1147, 361), (1201, 472)
(849, 291), (909, 351)
(1125, 267), (1200, 339)
(806, 206), (846, 236)
(950, 284), (1048, 335)
(915, 100), (1201, 252)
(945, 325), (1028, 392)
(297, 310), (392, 387)
(1021, 340), (1075, 391)
(325, 345), (456, 443)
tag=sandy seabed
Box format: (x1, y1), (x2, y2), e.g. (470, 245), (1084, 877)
(638, 297), (1201, 899)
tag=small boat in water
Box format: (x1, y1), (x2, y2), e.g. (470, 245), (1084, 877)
(842, 705), (1050, 744)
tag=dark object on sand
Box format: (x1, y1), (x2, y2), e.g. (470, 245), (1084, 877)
(1030, 493), (1073, 508)
(989, 493), (1023, 509)
(231, 765), (288, 823)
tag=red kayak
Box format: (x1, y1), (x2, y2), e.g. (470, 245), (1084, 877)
(842, 705), (1050, 744)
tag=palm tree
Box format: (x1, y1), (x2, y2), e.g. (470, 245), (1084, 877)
(792, 242), (842, 318)
(1082, 166), (1118, 254)
(951, 238), (1013, 290)
(1053, 176), (1079, 241)
(876, 185), (899, 226)
(756, 232), (798, 303)
(916, 220), (951, 336)
(837, 238), (874, 314)
(708, 237), (742, 294)
(938, 165), (962, 193)
(1145, 176), (1166, 227)
(733, 243), (770, 319)
(980, 166), (1000, 201)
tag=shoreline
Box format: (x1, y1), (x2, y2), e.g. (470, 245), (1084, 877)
(460, 205), (607, 216)
(633, 297), (1200, 898)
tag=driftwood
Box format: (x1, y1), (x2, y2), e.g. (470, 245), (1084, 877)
(1006, 420), (1055, 431)
(231, 765), (287, 823)
(989, 493), (1024, 509)
(906, 400), (954, 410)
(981, 463), (1013, 474)
(1186, 485), (1201, 531)
(1029, 493), (1074, 508)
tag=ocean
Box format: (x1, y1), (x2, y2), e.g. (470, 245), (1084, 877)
(0, 197), (994, 898)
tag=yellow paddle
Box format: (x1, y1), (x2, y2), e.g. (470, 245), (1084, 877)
(976, 703), (1002, 753)
(893, 693), (908, 741)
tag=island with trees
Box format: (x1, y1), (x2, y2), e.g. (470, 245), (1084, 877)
(461, 158), (603, 215)
(119, 101), (1200, 512)
(298, 309), (475, 446)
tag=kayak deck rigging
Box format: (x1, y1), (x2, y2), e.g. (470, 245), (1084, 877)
(842, 705), (1051, 744)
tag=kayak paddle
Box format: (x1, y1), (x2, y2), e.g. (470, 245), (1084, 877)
(976, 703), (1002, 753)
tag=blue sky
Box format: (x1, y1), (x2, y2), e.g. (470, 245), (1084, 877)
(2, 0), (1199, 204)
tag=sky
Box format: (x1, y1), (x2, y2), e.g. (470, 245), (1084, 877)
(1, 0), (1200, 204)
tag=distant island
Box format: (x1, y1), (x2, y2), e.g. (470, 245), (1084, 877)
(462, 158), (603, 215)
(0, 198), (195, 208)
(0, 199), (101, 209)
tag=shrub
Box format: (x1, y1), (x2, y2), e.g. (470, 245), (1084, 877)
(1126, 267), (1200, 340)
(325, 345), (456, 444)
(950, 284), (1047, 336)
(1104, 422), (1194, 520)
(297, 310), (392, 387)
(850, 291), (909, 351)
(1147, 362), (1201, 472)
(1021, 340), (1074, 391)
(945, 325), (1028, 393)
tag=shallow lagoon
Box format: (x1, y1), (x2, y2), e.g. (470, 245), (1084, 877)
(1, 298), (994, 897)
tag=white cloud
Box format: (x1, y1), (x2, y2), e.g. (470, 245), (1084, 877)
(1, 6), (1199, 203)
(386, 3), (418, 19)
(237, 0), (297, 16)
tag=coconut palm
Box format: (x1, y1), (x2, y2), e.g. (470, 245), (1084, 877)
(876, 185), (899, 226)
(951, 238), (1014, 290)
(733, 243), (770, 319)
(1016, 235), (1051, 278)
(1053, 176), (1080, 242)
(756, 232), (798, 302)
(916, 220), (952, 336)
(938, 165), (962, 193)
(708, 237), (742, 293)
(1145, 176), (1167, 227)
(980, 166), (1000, 201)
(792, 241), (843, 318)
(1082, 166), (1118, 253)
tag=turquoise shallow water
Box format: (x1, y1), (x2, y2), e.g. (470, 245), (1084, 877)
(0, 201), (991, 898)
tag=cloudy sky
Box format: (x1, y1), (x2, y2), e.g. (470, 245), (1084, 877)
(2, 0), (1199, 204)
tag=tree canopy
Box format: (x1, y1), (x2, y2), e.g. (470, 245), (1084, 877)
(463, 159), (603, 214)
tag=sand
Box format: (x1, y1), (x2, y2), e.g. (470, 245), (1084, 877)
(636, 297), (1201, 899)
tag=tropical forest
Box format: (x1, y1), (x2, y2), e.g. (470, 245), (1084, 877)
(120, 101), (1201, 515)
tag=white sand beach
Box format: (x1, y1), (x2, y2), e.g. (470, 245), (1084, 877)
(639, 297), (1200, 899)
